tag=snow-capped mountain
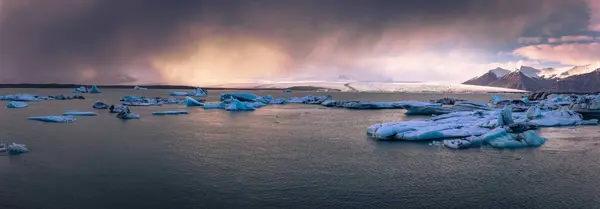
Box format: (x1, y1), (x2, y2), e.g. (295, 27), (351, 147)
(463, 67), (510, 86)
(463, 64), (600, 91)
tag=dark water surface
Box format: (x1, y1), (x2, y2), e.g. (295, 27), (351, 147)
(0, 89), (599, 209)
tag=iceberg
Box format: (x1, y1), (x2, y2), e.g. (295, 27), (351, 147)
(117, 113), (140, 120)
(0, 94), (41, 101)
(189, 87), (208, 97)
(120, 96), (144, 102)
(6, 101), (28, 108)
(224, 98), (256, 111)
(28, 116), (76, 123)
(152, 110), (189, 115)
(283, 89), (292, 92)
(430, 98), (467, 105)
(220, 92), (259, 102)
(109, 105), (129, 113)
(122, 102), (161, 106)
(134, 86), (148, 90)
(169, 91), (189, 96)
(270, 98), (288, 104)
(185, 96), (203, 107)
(92, 101), (109, 109)
(0, 142), (30, 155)
(254, 95), (274, 104)
(162, 97), (186, 105)
(72, 86), (88, 93)
(443, 136), (484, 149)
(251, 101), (268, 108)
(63, 111), (97, 116)
(89, 85), (102, 94)
(344, 101), (406, 109)
(203, 103), (225, 109)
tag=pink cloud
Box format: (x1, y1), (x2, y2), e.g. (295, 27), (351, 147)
(513, 43), (600, 65)
(518, 37), (544, 44)
(547, 35), (596, 43)
(587, 0), (600, 31)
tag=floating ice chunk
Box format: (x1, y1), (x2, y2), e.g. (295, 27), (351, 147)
(490, 95), (509, 105)
(120, 96), (144, 102)
(528, 110), (595, 127)
(483, 128), (547, 149)
(133, 86), (147, 90)
(497, 106), (514, 126)
(162, 97), (185, 105)
(63, 111), (97, 116)
(89, 85), (102, 94)
(203, 103), (224, 109)
(7, 101), (28, 108)
(0, 94), (41, 101)
(28, 116), (76, 123)
(109, 105), (129, 113)
(430, 98), (467, 105)
(251, 102), (268, 108)
(169, 91), (189, 96)
(270, 98), (287, 104)
(92, 101), (109, 109)
(522, 97), (530, 104)
(122, 102), (161, 106)
(225, 98), (256, 111)
(525, 106), (542, 120)
(1, 143), (30, 154)
(189, 87), (208, 97)
(152, 110), (188, 115)
(185, 96), (203, 107)
(344, 101), (405, 109)
(72, 86), (88, 93)
(283, 89), (292, 92)
(221, 92), (259, 102)
(443, 136), (484, 149)
(254, 95), (274, 104)
(116, 112), (140, 120)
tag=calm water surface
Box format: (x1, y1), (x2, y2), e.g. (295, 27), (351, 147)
(0, 89), (599, 209)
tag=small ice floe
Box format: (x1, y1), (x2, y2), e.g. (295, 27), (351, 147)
(109, 105), (129, 113)
(0, 94), (41, 102)
(283, 89), (293, 92)
(133, 86), (148, 90)
(72, 86), (88, 93)
(116, 111), (140, 120)
(0, 142), (30, 155)
(185, 96), (203, 107)
(203, 103), (224, 109)
(152, 110), (189, 115)
(28, 116), (76, 123)
(63, 111), (97, 116)
(6, 101), (28, 108)
(92, 101), (109, 109)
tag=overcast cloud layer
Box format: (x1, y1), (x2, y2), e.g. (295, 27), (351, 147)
(0, 0), (598, 85)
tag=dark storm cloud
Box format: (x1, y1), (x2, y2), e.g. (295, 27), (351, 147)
(0, 0), (588, 84)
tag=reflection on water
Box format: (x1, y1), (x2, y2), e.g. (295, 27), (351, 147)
(0, 89), (598, 209)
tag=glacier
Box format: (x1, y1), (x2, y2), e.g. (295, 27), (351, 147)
(28, 116), (76, 123)
(6, 101), (28, 108)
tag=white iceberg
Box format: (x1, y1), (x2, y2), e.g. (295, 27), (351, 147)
(28, 116), (76, 123)
(134, 86), (148, 90)
(0, 142), (30, 155)
(63, 111), (97, 116)
(0, 94), (41, 101)
(92, 101), (109, 109)
(224, 98), (256, 111)
(72, 86), (88, 93)
(185, 96), (203, 107)
(152, 110), (188, 115)
(6, 101), (28, 108)
(89, 85), (102, 94)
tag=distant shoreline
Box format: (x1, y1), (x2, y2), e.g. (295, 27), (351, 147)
(0, 83), (327, 91)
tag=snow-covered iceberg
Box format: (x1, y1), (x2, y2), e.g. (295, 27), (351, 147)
(63, 111), (97, 116)
(185, 96), (203, 107)
(152, 110), (188, 115)
(89, 85), (102, 94)
(92, 101), (109, 109)
(220, 92), (259, 102)
(28, 116), (76, 123)
(6, 101), (28, 108)
(134, 86), (147, 90)
(0, 142), (30, 155)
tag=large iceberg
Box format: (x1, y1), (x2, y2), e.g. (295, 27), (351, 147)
(0, 142), (30, 155)
(92, 101), (109, 109)
(63, 111), (97, 116)
(220, 92), (259, 102)
(367, 107), (596, 149)
(89, 85), (102, 94)
(185, 96), (203, 107)
(28, 116), (76, 123)
(152, 110), (189, 115)
(6, 101), (28, 108)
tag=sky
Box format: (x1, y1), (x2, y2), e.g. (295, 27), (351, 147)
(1, 0), (600, 85)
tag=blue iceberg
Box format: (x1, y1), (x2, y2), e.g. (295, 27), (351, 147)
(28, 116), (76, 123)
(225, 98), (256, 111)
(283, 89), (292, 92)
(120, 96), (144, 102)
(254, 95), (274, 104)
(152, 110), (189, 115)
(270, 98), (287, 104)
(109, 105), (129, 113)
(220, 92), (258, 102)
(169, 91), (189, 96)
(203, 103), (224, 109)
(72, 86), (88, 93)
(185, 96), (203, 107)
(92, 101), (109, 109)
(7, 101), (28, 108)
(0, 94), (41, 101)
(63, 111), (97, 116)
(116, 112), (140, 120)
(189, 87), (208, 97)
(89, 85), (102, 94)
